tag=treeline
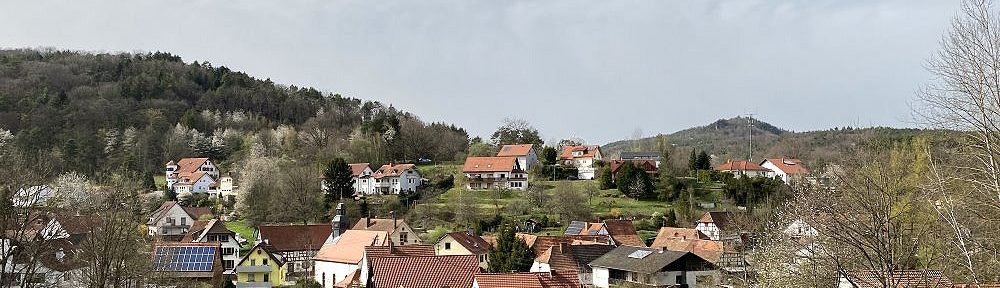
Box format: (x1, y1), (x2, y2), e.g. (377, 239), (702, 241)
(0, 49), (469, 182)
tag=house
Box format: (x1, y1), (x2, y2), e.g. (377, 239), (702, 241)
(254, 224), (332, 276)
(360, 245), (435, 285)
(234, 241), (288, 288)
(496, 144), (539, 170)
(351, 216), (421, 246)
(219, 175), (237, 199)
(435, 231), (492, 269)
(714, 160), (772, 178)
(650, 227), (724, 264)
(463, 157), (529, 191)
(563, 220), (646, 247)
(348, 163), (376, 195)
(147, 201), (214, 240)
(473, 271), (581, 288)
(513, 234), (612, 260)
(619, 152), (662, 167)
(588, 246), (718, 288)
(694, 211), (734, 241)
(838, 270), (953, 288)
(368, 255), (480, 288)
(783, 219), (819, 239)
(760, 158), (810, 184)
(38, 213), (101, 244)
(182, 219), (241, 274)
(3, 239), (87, 288)
(166, 158), (221, 196)
(560, 145), (603, 180)
(313, 230), (389, 288)
(529, 243), (615, 285)
(372, 163), (422, 195)
(151, 242), (225, 287)
(609, 160), (659, 182)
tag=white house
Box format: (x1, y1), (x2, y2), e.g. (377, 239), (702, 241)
(496, 144), (539, 170)
(462, 157), (528, 190)
(760, 158), (810, 184)
(589, 246), (718, 288)
(184, 219), (241, 274)
(694, 211), (733, 241)
(147, 201), (212, 239)
(313, 230), (388, 287)
(166, 158), (221, 196)
(560, 145), (603, 180)
(783, 219), (819, 239)
(352, 217), (421, 246)
(3, 239), (87, 288)
(348, 163), (376, 195)
(218, 175), (236, 199)
(372, 163), (421, 195)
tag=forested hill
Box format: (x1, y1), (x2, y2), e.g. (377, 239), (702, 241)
(602, 116), (932, 169)
(0, 49), (470, 183)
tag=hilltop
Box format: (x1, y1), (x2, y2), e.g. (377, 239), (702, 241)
(602, 116), (931, 169)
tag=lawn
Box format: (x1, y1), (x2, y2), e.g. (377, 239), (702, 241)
(224, 220), (256, 253)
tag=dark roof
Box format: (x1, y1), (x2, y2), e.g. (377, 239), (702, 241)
(843, 270), (953, 288)
(588, 246), (712, 274)
(698, 211), (734, 230)
(257, 224), (330, 252)
(609, 160), (658, 175)
(602, 220), (645, 247)
(182, 219), (234, 242)
(52, 214), (101, 236)
(546, 243), (615, 274)
(442, 231), (491, 255)
(237, 241), (286, 267)
(151, 242), (221, 278)
(36, 239), (87, 272)
(182, 207), (213, 220)
(620, 152), (661, 160)
(564, 221), (587, 235)
(528, 235), (611, 257)
(364, 245), (435, 259)
(369, 255), (480, 288)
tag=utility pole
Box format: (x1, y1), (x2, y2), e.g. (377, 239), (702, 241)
(749, 114), (752, 162)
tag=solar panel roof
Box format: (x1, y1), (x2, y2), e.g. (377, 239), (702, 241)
(564, 221), (586, 235)
(153, 246), (217, 272)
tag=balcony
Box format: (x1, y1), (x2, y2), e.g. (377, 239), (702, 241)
(234, 265), (272, 273)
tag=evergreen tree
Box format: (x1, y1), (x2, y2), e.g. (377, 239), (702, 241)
(540, 146), (558, 165)
(696, 151), (712, 170)
(322, 158), (355, 207)
(664, 208), (678, 227)
(487, 225), (534, 272)
(688, 149), (697, 172)
(163, 187), (177, 202)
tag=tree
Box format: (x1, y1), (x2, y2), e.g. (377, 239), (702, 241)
(540, 146), (558, 165)
(597, 166), (614, 190)
(664, 208), (678, 227)
(549, 182), (592, 221)
(275, 165), (324, 224)
(490, 118), (543, 146)
(688, 149), (698, 172)
(80, 173), (152, 287)
(615, 162), (653, 199)
(487, 225), (534, 273)
(696, 151), (711, 170)
(322, 158), (354, 206)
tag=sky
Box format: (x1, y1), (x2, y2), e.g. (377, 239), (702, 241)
(0, 0), (961, 144)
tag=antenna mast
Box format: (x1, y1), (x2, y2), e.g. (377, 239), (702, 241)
(747, 113), (755, 162)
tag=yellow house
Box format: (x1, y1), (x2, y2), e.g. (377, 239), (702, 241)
(434, 231), (491, 269)
(235, 241), (287, 287)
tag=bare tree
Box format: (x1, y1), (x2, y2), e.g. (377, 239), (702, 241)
(0, 151), (56, 288)
(273, 165), (324, 224)
(916, 0), (1000, 281)
(79, 173), (151, 288)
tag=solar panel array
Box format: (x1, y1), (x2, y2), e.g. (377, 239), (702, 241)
(153, 246), (216, 272)
(564, 221), (586, 235)
(627, 249), (653, 259)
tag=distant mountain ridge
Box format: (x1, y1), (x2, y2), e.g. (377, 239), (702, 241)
(602, 116), (927, 169)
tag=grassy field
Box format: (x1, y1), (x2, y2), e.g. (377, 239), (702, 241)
(224, 220), (256, 253)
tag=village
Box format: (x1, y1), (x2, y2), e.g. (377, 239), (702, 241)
(6, 138), (953, 288)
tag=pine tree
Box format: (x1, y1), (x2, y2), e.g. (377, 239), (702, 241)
(665, 208), (678, 227)
(487, 225), (534, 272)
(688, 149), (697, 172)
(696, 151), (712, 170)
(322, 158), (355, 207)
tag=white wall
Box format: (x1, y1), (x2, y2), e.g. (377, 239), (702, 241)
(695, 223), (721, 241)
(592, 267), (610, 288)
(314, 261), (358, 288)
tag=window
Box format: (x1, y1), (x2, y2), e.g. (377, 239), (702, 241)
(264, 273), (270, 282)
(180, 217), (186, 226)
(444, 242), (451, 250)
(208, 235), (218, 242)
(167, 217), (174, 225)
(263, 258), (268, 265)
(251, 259), (256, 266)
(224, 260), (234, 269)
(248, 273), (255, 282)
(400, 232), (408, 244)
(219, 235), (229, 241)
(322, 273), (326, 285)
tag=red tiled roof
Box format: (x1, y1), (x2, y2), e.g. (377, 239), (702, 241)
(375, 163), (416, 178)
(525, 234), (612, 257)
(649, 234), (724, 264)
(348, 163), (371, 177)
(369, 255), (480, 288)
(352, 218), (404, 233)
(843, 270), (952, 288)
(314, 230), (388, 263)
(364, 245), (435, 259)
(496, 144), (535, 157)
(651, 227), (708, 244)
(715, 160), (770, 172)
(463, 157), (520, 173)
(175, 158), (209, 174)
(762, 158), (810, 175)
(560, 145), (600, 160)
(442, 232), (492, 255)
(182, 207), (213, 220)
(474, 271), (581, 288)
(257, 224), (331, 252)
(52, 214), (101, 236)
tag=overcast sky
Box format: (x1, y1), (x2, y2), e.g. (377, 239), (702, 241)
(0, 0), (961, 144)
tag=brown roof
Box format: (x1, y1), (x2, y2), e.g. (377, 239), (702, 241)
(182, 219), (234, 242)
(651, 227), (709, 245)
(560, 145), (600, 160)
(698, 211), (734, 230)
(364, 245), (435, 259)
(334, 269), (361, 288)
(762, 158), (810, 175)
(375, 163), (416, 178)
(442, 232), (491, 255)
(602, 220), (645, 247)
(496, 144), (535, 157)
(36, 239), (87, 272)
(369, 255), (480, 288)
(463, 157), (520, 173)
(843, 270), (952, 288)
(475, 271), (580, 288)
(525, 234), (612, 257)
(649, 238), (724, 263)
(351, 218), (404, 233)
(52, 214), (101, 236)
(348, 163), (371, 177)
(715, 160), (770, 172)
(257, 224), (331, 252)
(182, 207), (213, 220)
(314, 230), (389, 263)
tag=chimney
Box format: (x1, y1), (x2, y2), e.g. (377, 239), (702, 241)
(332, 203), (346, 239)
(558, 242), (569, 254)
(391, 211), (397, 230)
(366, 210), (372, 228)
(659, 247), (665, 253)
